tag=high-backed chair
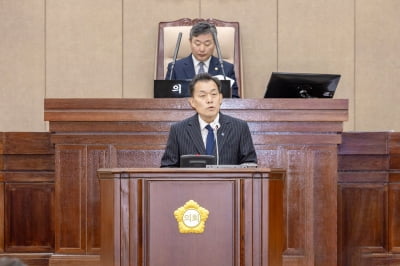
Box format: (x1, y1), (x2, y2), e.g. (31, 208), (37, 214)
(156, 18), (243, 97)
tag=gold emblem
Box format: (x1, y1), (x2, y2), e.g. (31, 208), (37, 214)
(174, 200), (209, 234)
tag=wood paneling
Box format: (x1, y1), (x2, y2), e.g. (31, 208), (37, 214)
(0, 132), (54, 260)
(45, 98), (348, 266)
(389, 133), (400, 257)
(0, 181), (4, 253)
(55, 145), (86, 253)
(86, 146), (109, 254)
(389, 184), (400, 253)
(4, 125), (400, 265)
(54, 144), (109, 258)
(338, 132), (400, 266)
(5, 183), (54, 252)
(338, 184), (388, 266)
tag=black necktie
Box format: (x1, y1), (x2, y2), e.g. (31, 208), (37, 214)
(205, 124), (214, 155)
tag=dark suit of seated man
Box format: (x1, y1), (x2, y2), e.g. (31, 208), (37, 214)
(165, 21), (240, 98)
(160, 73), (257, 167)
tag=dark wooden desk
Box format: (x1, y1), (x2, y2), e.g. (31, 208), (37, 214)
(44, 98), (348, 265)
(98, 167), (285, 266)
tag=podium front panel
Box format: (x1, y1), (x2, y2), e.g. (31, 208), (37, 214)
(98, 168), (284, 266)
(146, 179), (238, 266)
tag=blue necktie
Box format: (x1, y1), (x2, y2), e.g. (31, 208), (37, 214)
(198, 62), (205, 74)
(205, 124), (214, 155)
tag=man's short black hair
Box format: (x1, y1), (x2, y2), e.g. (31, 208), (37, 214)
(189, 73), (222, 96)
(190, 21), (217, 40)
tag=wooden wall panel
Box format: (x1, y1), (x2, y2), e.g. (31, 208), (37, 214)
(2, 132), (54, 155)
(0, 132), (54, 263)
(338, 184), (388, 266)
(0, 132), (4, 252)
(0, 182), (4, 253)
(4, 155), (54, 171)
(5, 127), (400, 265)
(55, 145), (86, 253)
(86, 145), (110, 254)
(114, 146), (165, 168)
(54, 144), (109, 257)
(389, 133), (400, 255)
(5, 183), (54, 252)
(338, 132), (400, 266)
(389, 184), (400, 253)
(390, 134), (400, 170)
(257, 145), (338, 265)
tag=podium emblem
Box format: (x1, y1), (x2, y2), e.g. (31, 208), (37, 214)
(174, 200), (209, 234)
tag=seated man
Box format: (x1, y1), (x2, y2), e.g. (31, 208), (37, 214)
(161, 73), (257, 167)
(165, 21), (240, 98)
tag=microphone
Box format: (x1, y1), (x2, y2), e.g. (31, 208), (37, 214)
(211, 30), (226, 81)
(214, 124), (220, 165)
(168, 32), (182, 80)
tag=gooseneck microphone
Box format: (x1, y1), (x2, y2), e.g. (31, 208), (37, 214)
(214, 125), (220, 165)
(211, 30), (226, 81)
(168, 32), (182, 80)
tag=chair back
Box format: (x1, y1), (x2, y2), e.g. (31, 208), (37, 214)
(156, 18), (242, 97)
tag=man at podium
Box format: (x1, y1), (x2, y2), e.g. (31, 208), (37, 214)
(161, 73), (257, 167)
(165, 21), (240, 98)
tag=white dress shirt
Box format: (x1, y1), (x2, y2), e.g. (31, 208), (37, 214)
(192, 55), (211, 75)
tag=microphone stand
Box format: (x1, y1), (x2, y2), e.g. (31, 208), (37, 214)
(168, 32), (182, 80)
(212, 31), (226, 81)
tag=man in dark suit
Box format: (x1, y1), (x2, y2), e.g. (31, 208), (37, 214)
(161, 73), (257, 167)
(165, 21), (240, 98)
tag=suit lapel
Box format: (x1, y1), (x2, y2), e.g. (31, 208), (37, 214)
(186, 115), (205, 154)
(183, 55), (196, 79)
(217, 113), (231, 153)
(208, 56), (221, 76)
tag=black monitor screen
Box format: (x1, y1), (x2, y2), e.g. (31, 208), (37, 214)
(264, 72), (341, 98)
(180, 154), (216, 168)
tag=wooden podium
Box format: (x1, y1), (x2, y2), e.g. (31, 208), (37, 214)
(45, 98), (348, 265)
(97, 167), (285, 266)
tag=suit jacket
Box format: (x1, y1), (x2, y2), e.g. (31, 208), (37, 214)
(160, 113), (257, 167)
(165, 55), (240, 98)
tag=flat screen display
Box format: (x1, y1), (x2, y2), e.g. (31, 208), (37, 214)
(264, 72), (341, 98)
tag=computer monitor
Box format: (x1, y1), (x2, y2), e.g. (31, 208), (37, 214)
(264, 72), (341, 98)
(180, 154), (216, 168)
